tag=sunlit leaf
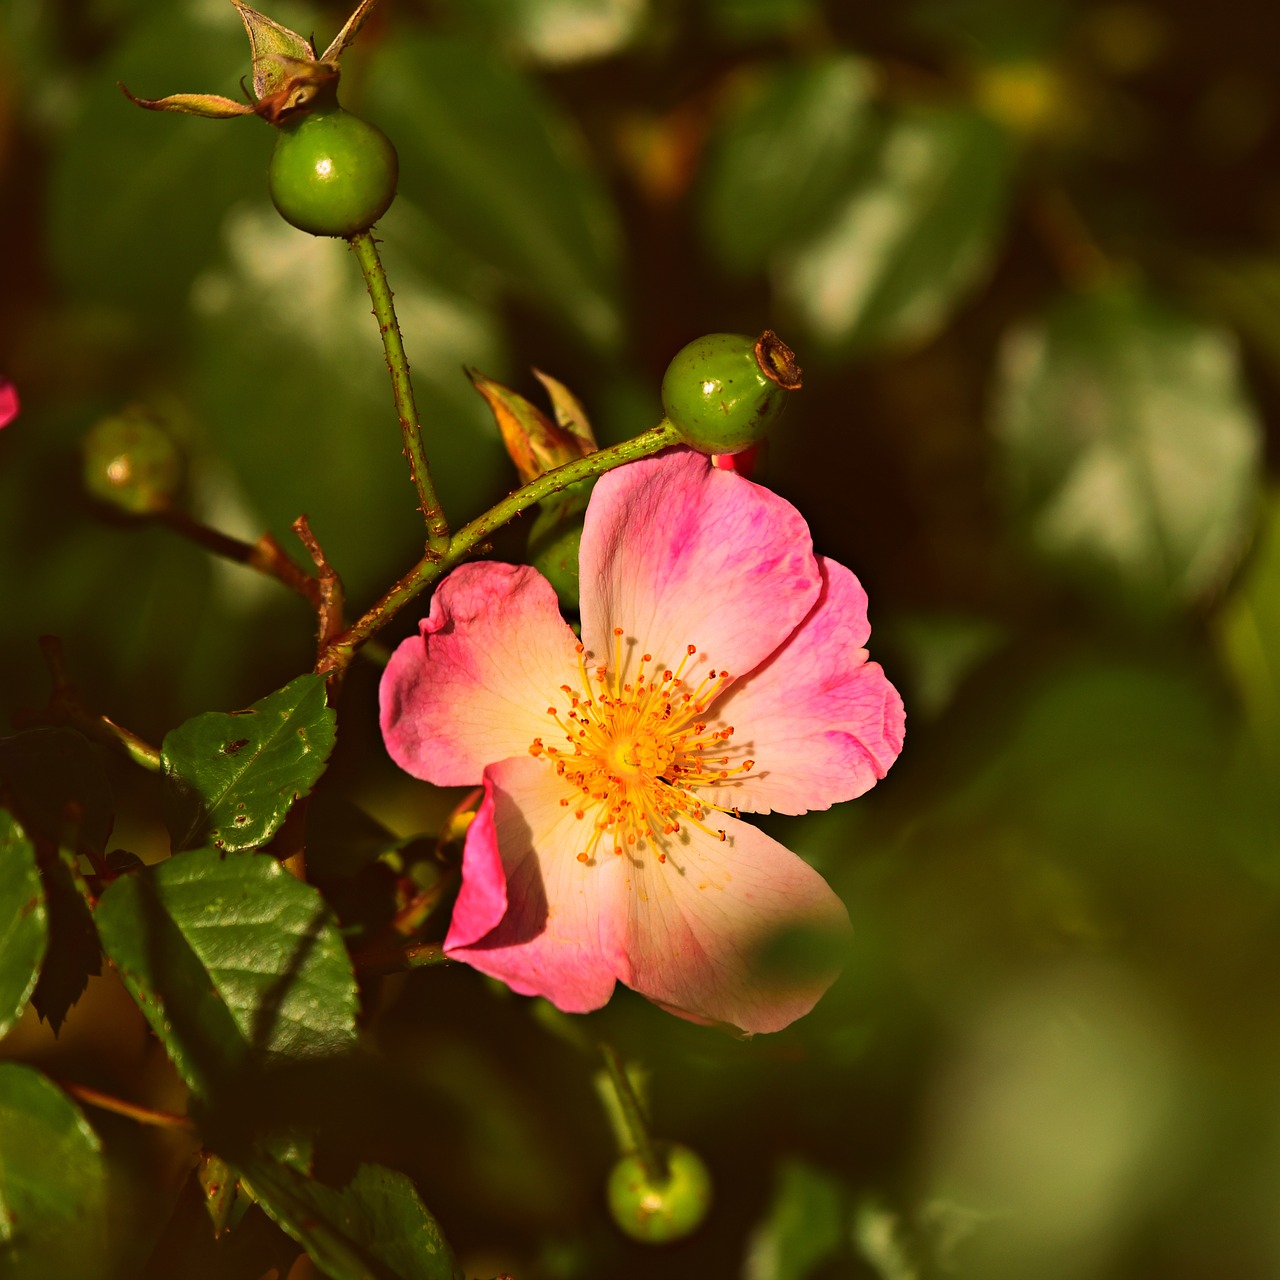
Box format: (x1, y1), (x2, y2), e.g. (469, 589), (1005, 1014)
(193, 199), (508, 597)
(367, 34), (623, 351)
(432, 0), (647, 65)
(1218, 487), (1280, 766)
(161, 673), (335, 853)
(0, 812), (46, 1038)
(743, 1159), (848, 1280)
(48, 4), (270, 324)
(96, 846), (357, 1097)
(853, 1199), (921, 1280)
(0, 1063), (108, 1280)
(241, 1157), (460, 1280)
(993, 285), (1263, 607)
(777, 104), (1016, 351)
(700, 56), (876, 275)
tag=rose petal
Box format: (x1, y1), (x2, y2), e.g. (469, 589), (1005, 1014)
(0, 381), (18, 430)
(442, 776), (508, 949)
(712, 557), (905, 815)
(579, 448), (821, 691)
(445, 756), (627, 1013)
(380, 562), (579, 786)
(615, 814), (851, 1034)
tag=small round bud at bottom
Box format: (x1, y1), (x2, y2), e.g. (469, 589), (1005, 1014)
(607, 1143), (712, 1243)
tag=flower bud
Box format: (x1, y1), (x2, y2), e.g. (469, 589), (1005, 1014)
(82, 408), (183, 516)
(661, 330), (801, 455)
(606, 1142), (712, 1244)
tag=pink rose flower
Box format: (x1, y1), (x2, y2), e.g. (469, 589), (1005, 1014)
(380, 448), (904, 1033)
(0, 381), (18, 430)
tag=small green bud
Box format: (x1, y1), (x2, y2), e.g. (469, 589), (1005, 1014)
(82, 409), (183, 515)
(661, 330), (801, 455)
(528, 477), (594, 613)
(269, 102), (398, 237)
(607, 1143), (712, 1244)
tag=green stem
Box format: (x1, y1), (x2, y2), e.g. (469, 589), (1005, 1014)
(598, 1042), (666, 1183)
(349, 229), (450, 554)
(60, 1081), (194, 1131)
(317, 419), (680, 676)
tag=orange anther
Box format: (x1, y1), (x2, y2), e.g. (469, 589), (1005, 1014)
(614, 627), (624, 637)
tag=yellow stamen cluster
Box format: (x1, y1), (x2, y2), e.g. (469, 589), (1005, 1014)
(528, 629), (754, 865)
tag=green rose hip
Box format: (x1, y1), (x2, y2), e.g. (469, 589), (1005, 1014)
(269, 103), (399, 238)
(661, 330), (802, 455)
(82, 409), (183, 515)
(607, 1143), (712, 1243)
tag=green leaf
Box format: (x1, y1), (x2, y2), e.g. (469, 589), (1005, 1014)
(993, 285), (1263, 607)
(161, 674), (335, 853)
(367, 34), (623, 351)
(852, 1199), (921, 1280)
(48, 4), (271, 325)
(241, 1158), (460, 1280)
(430, 0), (646, 64)
(0, 812), (47, 1038)
(700, 56), (876, 275)
(777, 105), (1017, 351)
(743, 1159), (848, 1280)
(1218, 487), (1280, 767)
(95, 846), (357, 1098)
(0, 1063), (108, 1280)
(703, 0), (824, 44)
(909, 0), (1070, 59)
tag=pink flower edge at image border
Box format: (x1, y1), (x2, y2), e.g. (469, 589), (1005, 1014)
(0, 381), (19, 430)
(380, 447), (905, 1035)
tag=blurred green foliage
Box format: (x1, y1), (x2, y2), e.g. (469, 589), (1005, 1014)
(4, 0), (1280, 1276)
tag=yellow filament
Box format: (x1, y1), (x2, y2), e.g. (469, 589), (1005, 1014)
(529, 636), (753, 865)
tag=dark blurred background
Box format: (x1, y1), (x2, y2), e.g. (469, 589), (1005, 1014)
(4, 0), (1280, 1276)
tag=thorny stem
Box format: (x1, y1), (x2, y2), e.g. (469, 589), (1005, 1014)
(316, 420), (681, 677)
(291, 514), (345, 658)
(61, 1081), (195, 1132)
(598, 1042), (667, 1183)
(157, 507), (320, 607)
(350, 940), (452, 975)
(349, 229), (451, 554)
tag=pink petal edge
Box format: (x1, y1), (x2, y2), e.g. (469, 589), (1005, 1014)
(379, 562), (580, 787)
(712, 557), (906, 815)
(615, 813), (853, 1034)
(0, 381), (19, 430)
(445, 757), (626, 1015)
(578, 447), (821, 693)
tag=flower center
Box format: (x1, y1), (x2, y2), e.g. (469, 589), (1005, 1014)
(528, 629), (754, 865)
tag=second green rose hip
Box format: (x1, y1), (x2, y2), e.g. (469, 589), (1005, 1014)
(661, 330), (802, 456)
